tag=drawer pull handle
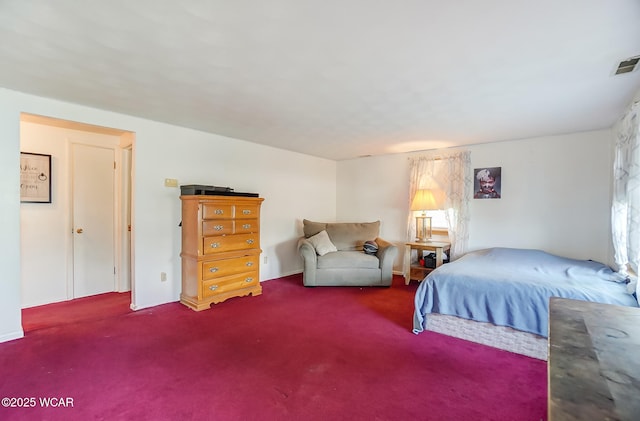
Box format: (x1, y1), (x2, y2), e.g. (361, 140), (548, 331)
(215, 209), (224, 215)
(210, 242), (220, 248)
(209, 285), (219, 291)
(214, 225), (224, 231)
(246, 239), (254, 245)
(246, 262), (253, 267)
(242, 209), (251, 215)
(209, 267), (219, 273)
(242, 223), (251, 229)
(245, 277), (253, 283)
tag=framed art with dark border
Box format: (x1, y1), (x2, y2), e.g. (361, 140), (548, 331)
(473, 167), (501, 199)
(20, 152), (52, 203)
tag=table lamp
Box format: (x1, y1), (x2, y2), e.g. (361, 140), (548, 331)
(410, 189), (444, 242)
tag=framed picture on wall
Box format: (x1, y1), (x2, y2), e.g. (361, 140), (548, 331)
(20, 152), (52, 203)
(473, 167), (501, 199)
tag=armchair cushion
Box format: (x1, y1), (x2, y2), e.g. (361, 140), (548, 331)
(307, 230), (337, 256)
(317, 251), (380, 269)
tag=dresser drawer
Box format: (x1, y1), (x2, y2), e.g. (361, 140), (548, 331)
(235, 204), (260, 219)
(204, 219), (258, 235)
(202, 204), (233, 220)
(235, 219), (258, 234)
(202, 220), (233, 236)
(203, 271), (259, 298)
(203, 233), (259, 254)
(202, 255), (259, 280)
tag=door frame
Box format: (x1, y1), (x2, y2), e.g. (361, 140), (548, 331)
(119, 143), (134, 294)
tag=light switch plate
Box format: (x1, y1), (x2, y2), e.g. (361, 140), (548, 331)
(164, 178), (178, 187)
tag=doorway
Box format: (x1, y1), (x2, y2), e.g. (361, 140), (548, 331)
(19, 113), (134, 309)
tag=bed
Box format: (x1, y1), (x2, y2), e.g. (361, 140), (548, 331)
(413, 247), (638, 360)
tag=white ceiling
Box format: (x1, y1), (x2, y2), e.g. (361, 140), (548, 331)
(1, 1), (640, 161)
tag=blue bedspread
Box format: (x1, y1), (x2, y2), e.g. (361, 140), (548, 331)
(413, 248), (638, 337)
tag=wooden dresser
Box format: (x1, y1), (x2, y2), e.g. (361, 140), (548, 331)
(180, 194), (264, 311)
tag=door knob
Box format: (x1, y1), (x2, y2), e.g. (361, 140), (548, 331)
(76, 228), (84, 234)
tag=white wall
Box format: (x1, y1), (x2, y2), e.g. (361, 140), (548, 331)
(337, 129), (616, 270)
(468, 131), (613, 261)
(130, 121), (336, 309)
(336, 153), (410, 260)
(0, 101), (22, 343)
(0, 87), (336, 342)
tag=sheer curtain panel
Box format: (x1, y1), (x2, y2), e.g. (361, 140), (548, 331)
(612, 99), (640, 293)
(408, 151), (472, 260)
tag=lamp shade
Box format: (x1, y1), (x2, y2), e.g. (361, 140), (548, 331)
(410, 189), (444, 211)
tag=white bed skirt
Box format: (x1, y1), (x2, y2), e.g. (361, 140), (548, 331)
(425, 313), (548, 360)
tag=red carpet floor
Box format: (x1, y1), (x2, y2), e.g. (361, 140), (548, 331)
(21, 291), (132, 332)
(1, 275), (547, 420)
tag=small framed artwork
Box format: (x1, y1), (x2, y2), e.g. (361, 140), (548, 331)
(20, 152), (52, 203)
(474, 167), (501, 199)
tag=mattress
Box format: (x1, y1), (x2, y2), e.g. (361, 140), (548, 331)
(413, 248), (638, 355)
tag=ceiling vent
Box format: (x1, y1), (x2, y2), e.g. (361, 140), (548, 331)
(615, 56), (640, 75)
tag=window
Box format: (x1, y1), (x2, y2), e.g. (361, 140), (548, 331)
(425, 210), (448, 230)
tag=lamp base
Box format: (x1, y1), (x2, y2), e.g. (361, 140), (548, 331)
(415, 215), (433, 244)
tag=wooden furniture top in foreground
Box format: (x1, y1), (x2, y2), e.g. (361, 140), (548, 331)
(548, 297), (640, 420)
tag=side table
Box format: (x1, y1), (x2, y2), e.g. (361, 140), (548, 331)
(404, 241), (451, 285)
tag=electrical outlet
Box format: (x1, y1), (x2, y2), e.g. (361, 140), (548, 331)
(164, 178), (178, 187)
(160, 272), (167, 282)
(263, 256), (268, 264)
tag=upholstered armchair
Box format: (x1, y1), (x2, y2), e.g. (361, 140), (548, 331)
(297, 220), (398, 287)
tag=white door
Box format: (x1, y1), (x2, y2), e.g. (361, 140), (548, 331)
(72, 143), (115, 298)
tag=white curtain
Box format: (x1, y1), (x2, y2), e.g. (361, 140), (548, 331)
(408, 151), (472, 260)
(612, 99), (640, 292)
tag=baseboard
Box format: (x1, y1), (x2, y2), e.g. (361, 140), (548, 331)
(263, 270), (303, 281)
(0, 329), (24, 343)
